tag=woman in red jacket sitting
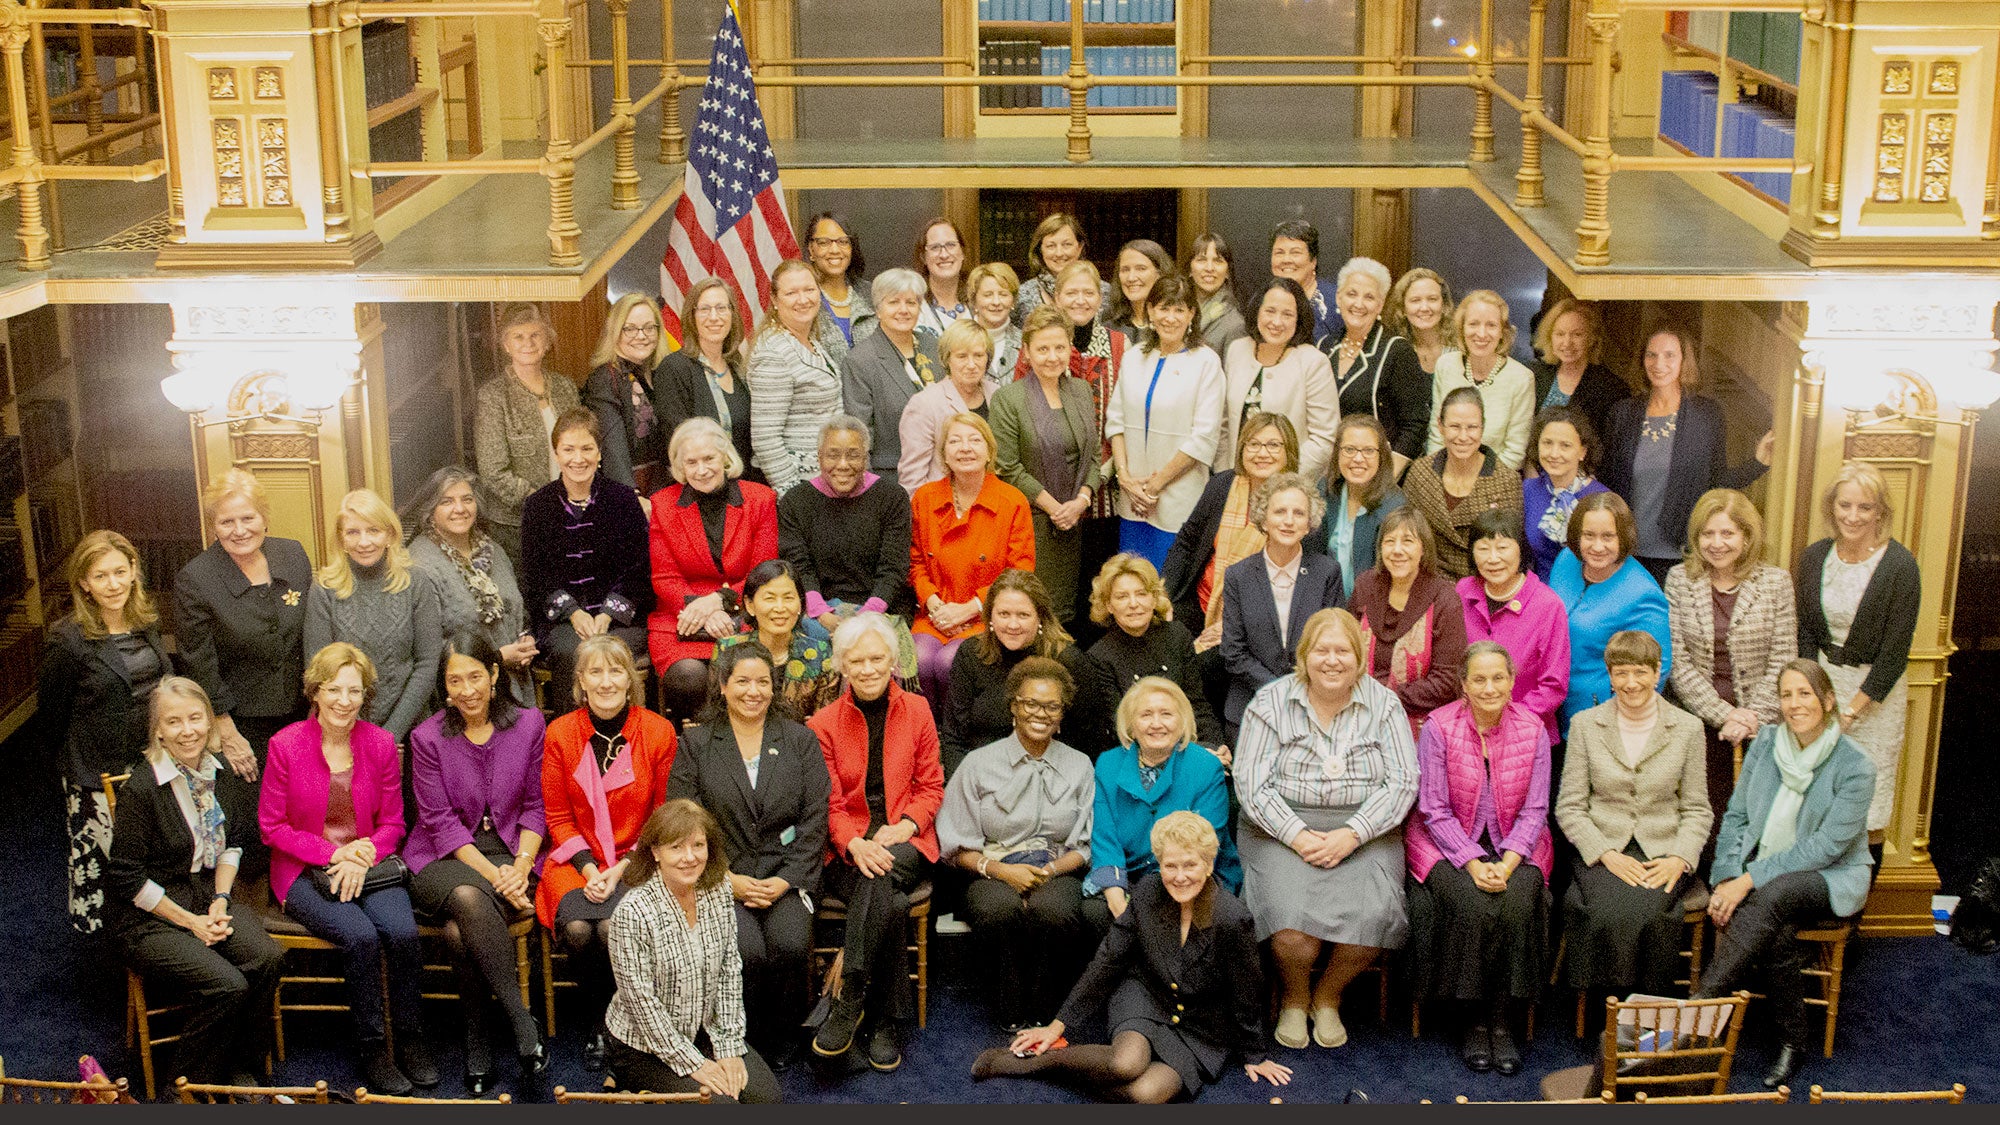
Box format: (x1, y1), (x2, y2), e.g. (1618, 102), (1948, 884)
(648, 416), (779, 726)
(1403, 641), (1552, 1077)
(538, 633), (677, 1071)
(804, 612), (945, 1071)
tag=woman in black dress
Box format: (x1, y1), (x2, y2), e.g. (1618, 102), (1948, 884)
(970, 811), (1290, 1102)
(657, 277), (759, 484)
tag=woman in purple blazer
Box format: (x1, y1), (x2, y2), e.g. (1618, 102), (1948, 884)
(260, 642), (433, 1097)
(405, 633), (550, 1093)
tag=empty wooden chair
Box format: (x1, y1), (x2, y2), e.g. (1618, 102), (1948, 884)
(1809, 1084), (1966, 1103)
(355, 1088), (512, 1104)
(174, 1077), (331, 1104)
(1539, 991), (1752, 1102)
(1454, 1093), (1613, 1104)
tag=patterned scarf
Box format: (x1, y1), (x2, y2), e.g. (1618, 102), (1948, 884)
(1536, 473), (1597, 549)
(177, 761), (227, 870)
(429, 528), (506, 626)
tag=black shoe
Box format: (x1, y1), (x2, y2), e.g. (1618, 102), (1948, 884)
(1461, 1024), (1494, 1072)
(1762, 1043), (1804, 1090)
(866, 1024), (902, 1072)
(813, 995), (865, 1058)
(1490, 1024), (1522, 1076)
(765, 1038), (802, 1072)
(582, 1030), (608, 1072)
(363, 1045), (414, 1098)
(397, 1034), (439, 1090)
(463, 1032), (495, 1096)
(518, 1039), (550, 1081)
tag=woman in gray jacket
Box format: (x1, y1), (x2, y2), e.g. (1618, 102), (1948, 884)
(840, 268), (940, 475)
(472, 303), (580, 562)
(403, 466), (537, 708)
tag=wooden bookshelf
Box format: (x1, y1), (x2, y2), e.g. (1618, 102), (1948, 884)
(982, 21), (1177, 46)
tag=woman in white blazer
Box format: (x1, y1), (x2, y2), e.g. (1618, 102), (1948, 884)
(1218, 277), (1340, 482)
(1106, 275), (1228, 572)
(1427, 290), (1536, 471)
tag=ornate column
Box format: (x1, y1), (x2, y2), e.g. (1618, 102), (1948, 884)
(147, 0), (382, 269)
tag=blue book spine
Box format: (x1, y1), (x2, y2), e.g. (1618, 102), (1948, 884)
(1165, 46), (1177, 107)
(1115, 0), (1131, 24)
(1111, 46), (1126, 107)
(1692, 78), (1717, 156)
(1657, 71), (1681, 146)
(1086, 0), (1102, 22)
(1165, 0), (1175, 23)
(978, 0), (989, 22)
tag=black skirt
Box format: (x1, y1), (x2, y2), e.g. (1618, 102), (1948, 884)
(1560, 841), (1690, 995)
(1405, 860), (1549, 1002)
(1108, 977), (1228, 1099)
(409, 827), (523, 919)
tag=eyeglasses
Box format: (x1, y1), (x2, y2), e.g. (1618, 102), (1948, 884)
(694, 304), (733, 319)
(1244, 440), (1287, 454)
(1011, 698), (1063, 717)
(925, 241), (962, 254)
(1338, 445), (1381, 458)
(809, 236), (852, 249)
(620, 324), (661, 338)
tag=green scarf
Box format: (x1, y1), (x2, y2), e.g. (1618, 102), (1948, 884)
(1754, 721), (1841, 861)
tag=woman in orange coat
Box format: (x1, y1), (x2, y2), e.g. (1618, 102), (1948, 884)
(908, 412), (1036, 707)
(538, 633), (677, 1071)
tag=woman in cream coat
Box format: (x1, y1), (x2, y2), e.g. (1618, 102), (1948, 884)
(1105, 275), (1227, 571)
(1554, 630), (1711, 1000)
(1217, 278), (1340, 482)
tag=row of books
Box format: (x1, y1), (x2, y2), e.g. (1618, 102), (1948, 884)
(360, 21), (415, 110)
(1659, 70), (1794, 203)
(978, 0), (1175, 22)
(982, 42), (1178, 109)
(1667, 9), (1802, 86)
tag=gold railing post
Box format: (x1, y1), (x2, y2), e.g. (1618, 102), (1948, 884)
(658, 0), (683, 163)
(1, 6), (48, 268)
(1064, 0), (1090, 163)
(539, 4), (582, 266)
(1515, 0), (1547, 206)
(606, 0), (639, 207)
(309, 0), (352, 247)
(1468, 0), (1495, 162)
(24, 0), (62, 245)
(1573, 0), (1619, 266)
(79, 21), (104, 162)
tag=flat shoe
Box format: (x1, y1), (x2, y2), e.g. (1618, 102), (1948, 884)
(1491, 1024), (1522, 1076)
(1274, 1008), (1309, 1050)
(1312, 1006), (1347, 1048)
(1461, 1024), (1494, 1072)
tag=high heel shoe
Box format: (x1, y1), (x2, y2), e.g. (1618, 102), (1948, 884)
(463, 1033), (496, 1096)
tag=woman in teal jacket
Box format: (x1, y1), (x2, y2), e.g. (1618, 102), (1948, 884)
(1548, 492), (1671, 733)
(1089, 677), (1240, 915)
(1693, 658), (1874, 1091)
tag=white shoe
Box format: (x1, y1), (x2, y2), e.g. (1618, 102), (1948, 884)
(1312, 1006), (1347, 1048)
(934, 912), (971, 935)
(1274, 1007), (1309, 1049)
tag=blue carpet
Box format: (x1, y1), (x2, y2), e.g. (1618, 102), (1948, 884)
(2, 764), (1993, 1102)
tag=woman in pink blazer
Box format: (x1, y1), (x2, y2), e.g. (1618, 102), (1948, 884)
(260, 642), (434, 1096)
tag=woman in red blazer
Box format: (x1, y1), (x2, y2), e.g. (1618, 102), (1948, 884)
(537, 633), (677, 1070)
(259, 642), (433, 1095)
(804, 613), (945, 1066)
(648, 417), (780, 726)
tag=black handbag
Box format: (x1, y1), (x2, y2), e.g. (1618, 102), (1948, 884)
(306, 854), (410, 899)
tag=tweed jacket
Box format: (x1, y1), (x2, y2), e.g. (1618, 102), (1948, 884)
(603, 878), (745, 1077)
(1400, 448), (1525, 581)
(746, 328), (844, 495)
(473, 369), (582, 524)
(1554, 697), (1713, 866)
(1664, 561), (1797, 728)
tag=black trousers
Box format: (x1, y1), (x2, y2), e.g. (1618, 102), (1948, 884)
(604, 1032), (781, 1103)
(734, 894), (813, 1045)
(541, 621), (649, 712)
(1695, 870), (1835, 1046)
(820, 842), (927, 1027)
(963, 873), (1111, 1024)
(121, 879), (285, 1085)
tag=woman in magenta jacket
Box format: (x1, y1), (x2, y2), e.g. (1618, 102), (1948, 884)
(260, 642), (433, 1096)
(1454, 508), (1570, 741)
(1403, 642), (1552, 1077)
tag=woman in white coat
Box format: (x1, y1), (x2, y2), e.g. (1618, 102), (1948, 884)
(1427, 290), (1537, 472)
(1106, 275), (1227, 572)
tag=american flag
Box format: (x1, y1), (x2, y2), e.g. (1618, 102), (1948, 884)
(659, 2), (799, 345)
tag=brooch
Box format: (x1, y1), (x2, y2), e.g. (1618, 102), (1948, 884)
(281, 589), (302, 607)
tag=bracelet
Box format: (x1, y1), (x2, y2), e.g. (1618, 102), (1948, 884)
(213, 891), (232, 905)
(977, 856), (990, 879)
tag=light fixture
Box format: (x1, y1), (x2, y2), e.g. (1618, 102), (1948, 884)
(1815, 348), (2000, 426)
(160, 368), (222, 413)
(284, 363), (354, 411)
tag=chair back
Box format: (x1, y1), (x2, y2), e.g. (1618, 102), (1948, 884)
(1455, 1093), (1612, 1104)
(1599, 991), (1752, 1098)
(175, 1077), (331, 1104)
(355, 1089), (512, 1104)
(1632, 1087), (1789, 1103)
(1809, 1084), (1966, 1104)
(553, 1085), (712, 1104)
(102, 772), (131, 816)
(0, 1056), (132, 1104)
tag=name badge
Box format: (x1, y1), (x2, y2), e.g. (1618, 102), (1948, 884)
(779, 825), (797, 847)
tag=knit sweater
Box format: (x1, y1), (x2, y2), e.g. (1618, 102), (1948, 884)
(775, 473), (913, 618)
(1086, 619), (1223, 747)
(408, 534), (534, 708)
(304, 561), (443, 742)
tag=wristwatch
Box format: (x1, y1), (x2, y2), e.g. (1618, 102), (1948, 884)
(213, 891), (232, 906)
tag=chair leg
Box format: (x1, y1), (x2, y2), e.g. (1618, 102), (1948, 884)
(129, 973), (156, 1101)
(1686, 912), (1705, 993)
(540, 929), (557, 1038)
(1821, 935), (1846, 1059)
(1410, 996), (1421, 1039)
(273, 981), (287, 1062)
(515, 931), (533, 1019)
(915, 913), (930, 1029)
(1575, 990), (1587, 1040)
(1375, 961), (1390, 1024)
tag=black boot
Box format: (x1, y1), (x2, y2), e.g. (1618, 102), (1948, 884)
(1763, 1043), (1804, 1090)
(1461, 1022), (1494, 1072)
(814, 994), (866, 1057)
(1489, 1001), (1523, 1076)
(362, 1041), (413, 1097)
(463, 1024), (496, 1096)
(396, 1028), (439, 1090)
(582, 1029), (609, 1071)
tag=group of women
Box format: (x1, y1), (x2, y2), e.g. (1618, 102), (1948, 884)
(43, 208), (1918, 1103)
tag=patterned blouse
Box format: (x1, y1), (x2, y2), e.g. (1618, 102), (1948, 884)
(716, 624), (840, 716)
(604, 877), (745, 1076)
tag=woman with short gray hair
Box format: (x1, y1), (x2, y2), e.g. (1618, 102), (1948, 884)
(1328, 256), (1430, 469)
(841, 267), (941, 475)
(778, 415), (916, 658)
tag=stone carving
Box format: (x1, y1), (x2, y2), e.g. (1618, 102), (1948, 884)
(181, 305), (349, 337)
(207, 67), (237, 100)
(1811, 302), (1990, 338)
(253, 66), (283, 99)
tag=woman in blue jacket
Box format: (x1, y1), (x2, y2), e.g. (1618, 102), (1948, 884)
(1693, 658), (1874, 1091)
(1089, 677), (1239, 916)
(1548, 492), (1671, 734)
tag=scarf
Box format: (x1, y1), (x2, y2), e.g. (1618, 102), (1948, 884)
(178, 760), (227, 871)
(1536, 473), (1597, 548)
(1755, 722), (1841, 860)
(428, 529), (506, 626)
(1205, 475), (1268, 629)
(615, 356), (657, 446)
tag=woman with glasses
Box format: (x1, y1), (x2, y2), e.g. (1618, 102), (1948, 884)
(914, 218), (971, 335)
(584, 294), (674, 493)
(657, 278), (760, 484)
(805, 210), (874, 345)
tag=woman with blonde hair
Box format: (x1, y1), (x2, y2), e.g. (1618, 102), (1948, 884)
(899, 318), (999, 492)
(473, 302), (580, 561)
(748, 258), (846, 494)
(174, 467), (312, 781)
(992, 302), (1105, 622)
(304, 488), (442, 744)
(1088, 678), (1239, 913)
(966, 261), (1023, 377)
(1086, 554), (1223, 750)
(1795, 462), (1920, 832)
(1666, 488), (1797, 839)
(583, 293), (674, 492)
(1529, 297), (1625, 437)
(41, 529), (172, 932)
(1385, 267), (1453, 378)
(1428, 290), (1537, 471)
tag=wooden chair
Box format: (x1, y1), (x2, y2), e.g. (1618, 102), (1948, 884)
(356, 1088), (512, 1103)
(807, 880), (934, 1027)
(1454, 1092), (1614, 1104)
(174, 1077), (331, 1104)
(0, 1056), (133, 1103)
(243, 876), (391, 1062)
(1553, 881), (1711, 1039)
(416, 910), (537, 1016)
(102, 771), (195, 1100)
(1632, 1087), (1790, 1103)
(1809, 1083), (1966, 1103)
(1539, 991), (1752, 1102)
(553, 1085), (713, 1104)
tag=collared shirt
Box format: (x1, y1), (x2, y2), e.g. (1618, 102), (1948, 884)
(1264, 549), (1304, 640)
(132, 752), (244, 913)
(1233, 673), (1419, 847)
(935, 733), (1095, 863)
(603, 878), (746, 1077)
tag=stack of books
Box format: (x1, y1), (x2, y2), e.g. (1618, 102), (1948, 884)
(982, 39), (1045, 108)
(1657, 70), (1720, 157)
(977, 1), (1177, 21)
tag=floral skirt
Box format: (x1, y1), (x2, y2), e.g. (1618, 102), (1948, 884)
(65, 776), (114, 934)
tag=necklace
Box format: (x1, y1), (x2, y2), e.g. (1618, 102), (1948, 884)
(1337, 337), (1365, 366)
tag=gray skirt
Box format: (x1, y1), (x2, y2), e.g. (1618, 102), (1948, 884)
(1239, 803), (1409, 948)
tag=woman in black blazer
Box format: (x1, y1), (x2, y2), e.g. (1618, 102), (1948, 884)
(1527, 298), (1627, 439)
(971, 811), (1289, 1102)
(105, 677), (283, 1086)
(42, 530), (173, 935)
(657, 278), (761, 483)
(172, 469), (312, 783)
(583, 293), (675, 492)
(1795, 462), (1922, 835)
(1597, 327), (1774, 584)
(666, 640), (831, 1051)
(1219, 473), (1342, 735)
